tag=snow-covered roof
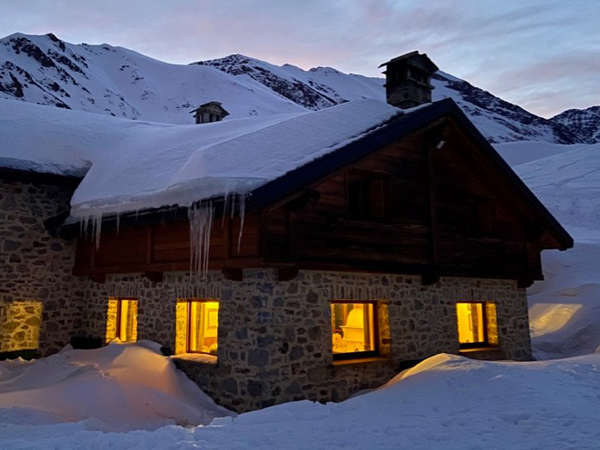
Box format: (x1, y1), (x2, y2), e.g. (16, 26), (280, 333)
(0, 99), (400, 219)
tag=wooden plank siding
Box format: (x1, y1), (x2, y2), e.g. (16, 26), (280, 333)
(260, 124), (544, 282)
(74, 213), (261, 277)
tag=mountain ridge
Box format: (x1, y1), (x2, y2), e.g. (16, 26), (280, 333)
(0, 32), (596, 144)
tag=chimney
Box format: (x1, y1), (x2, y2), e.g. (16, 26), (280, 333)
(379, 51), (439, 109)
(191, 101), (230, 124)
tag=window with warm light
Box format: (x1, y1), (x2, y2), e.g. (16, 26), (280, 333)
(331, 301), (378, 360)
(117, 298), (138, 342)
(176, 299), (219, 355)
(456, 302), (498, 348)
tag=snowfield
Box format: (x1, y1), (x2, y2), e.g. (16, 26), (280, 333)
(1, 347), (599, 449)
(0, 341), (231, 432)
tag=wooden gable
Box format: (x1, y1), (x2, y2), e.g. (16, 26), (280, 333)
(258, 114), (557, 285)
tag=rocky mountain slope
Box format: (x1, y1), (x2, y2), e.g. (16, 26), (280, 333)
(0, 32), (596, 144)
(551, 106), (600, 144)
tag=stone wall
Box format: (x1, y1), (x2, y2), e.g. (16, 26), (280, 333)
(81, 269), (531, 412)
(0, 176), (84, 356)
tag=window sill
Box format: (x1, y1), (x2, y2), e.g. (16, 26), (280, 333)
(459, 346), (501, 354)
(171, 353), (217, 365)
(459, 347), (505, 360)
(332, 356), (390, 366)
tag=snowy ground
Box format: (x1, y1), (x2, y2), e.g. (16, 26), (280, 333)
(1, 350), (599, 449)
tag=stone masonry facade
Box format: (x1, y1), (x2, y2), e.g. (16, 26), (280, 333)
(0, 177), (84, 356)
(81, 269), (531, 413)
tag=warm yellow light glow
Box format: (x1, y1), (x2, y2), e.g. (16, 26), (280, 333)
(189, 301), (219, 354)
(105, 298), (119, 343)
(486, 302), (499, 346)
(175, 299), (219, 355)
(331, 302), (375, 354)
(457, 302), (485, 344)
(118, 299), (138, 342)
(529, 303), (583, 337)
(175, 300), (189, 355)
(0, 300), (43, 352)
(105, 298), (138, 343)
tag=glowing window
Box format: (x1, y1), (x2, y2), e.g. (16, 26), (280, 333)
(117, 298), (138, 342)
(456, 302), (498, 348)
(186, 300), (219, 355)
(331, 301), (377, 359)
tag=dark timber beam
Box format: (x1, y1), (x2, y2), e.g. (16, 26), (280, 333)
(222, 267), (243, 281)
(517, 277), (534, 289)
(422, 125), (446, 285)
(89, 273), (106, 283)
(144, 271), (164, 283)
(278, 267), (299, 281)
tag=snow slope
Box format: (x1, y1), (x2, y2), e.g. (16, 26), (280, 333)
(496, 141), (600, 359)
(0, 341), (231, 431)
(0, 33), (304, 123)
(1, 353), (599, 449)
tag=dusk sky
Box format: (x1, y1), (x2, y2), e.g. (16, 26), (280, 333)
(1, 0), (598, 118)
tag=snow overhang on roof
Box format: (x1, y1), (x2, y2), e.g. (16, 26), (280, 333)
(67, 99), (402, 220)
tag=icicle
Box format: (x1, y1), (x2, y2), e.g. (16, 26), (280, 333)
(237, 193), (247, 253)
(93, 213), (103, 250)
(188, 202), (214, 280)
(221, 190), (230, 229)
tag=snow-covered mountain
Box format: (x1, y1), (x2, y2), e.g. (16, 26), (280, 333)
(551, 106), (600, 144)
(0, 33), (305, 123)
(194, 53), (384, 110)
(432, 72), (578, 144)
(0, 32), (595, 145)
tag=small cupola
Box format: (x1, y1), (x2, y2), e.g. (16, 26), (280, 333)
(379, 51), (438, 109)
(191, 101), (230, 124)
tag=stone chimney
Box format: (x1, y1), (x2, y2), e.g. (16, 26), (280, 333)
(379, 51), (439, 109)
(191, 101), (230, 124)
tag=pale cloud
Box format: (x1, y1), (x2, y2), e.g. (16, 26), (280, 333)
(0, 0), (598, 117)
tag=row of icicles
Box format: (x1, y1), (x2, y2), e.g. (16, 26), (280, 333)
(80, 193), (248, 280)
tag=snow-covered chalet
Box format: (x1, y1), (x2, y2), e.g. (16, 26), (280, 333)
(0, 52), (573, 412)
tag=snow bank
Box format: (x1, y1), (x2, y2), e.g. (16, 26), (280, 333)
(3, 353), (600, 449)
(0, 341), (231, 431)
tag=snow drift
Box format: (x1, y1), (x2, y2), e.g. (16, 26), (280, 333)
(0, 341), (231, 431)
(2, 352), (600, 449)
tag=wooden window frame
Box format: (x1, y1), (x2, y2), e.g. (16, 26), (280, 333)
(331, 300), (380, 361)
(116, 297), (138, 342)
(186, 299), (219, 355)
(456, 301), (497, 349)
(346, 170), (391, 222)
